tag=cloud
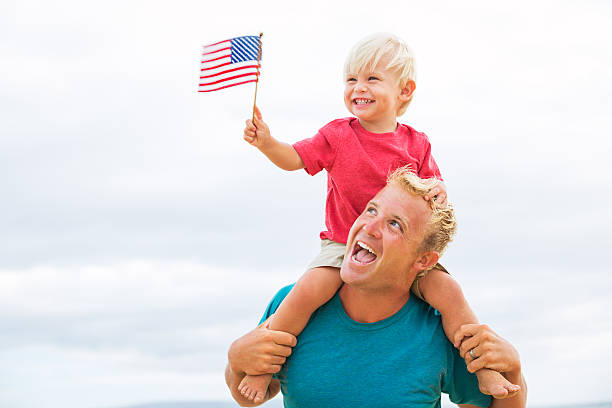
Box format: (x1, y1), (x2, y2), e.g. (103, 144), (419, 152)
(0, 261), (296, 408)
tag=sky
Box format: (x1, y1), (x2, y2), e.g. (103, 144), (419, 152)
(1, 0), (611, 407)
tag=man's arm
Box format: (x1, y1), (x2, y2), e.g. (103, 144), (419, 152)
(226, 318), (296, 406)
(455, 324), (527, 408)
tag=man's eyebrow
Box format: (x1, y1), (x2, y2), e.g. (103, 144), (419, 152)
(391, 213), (409, 231)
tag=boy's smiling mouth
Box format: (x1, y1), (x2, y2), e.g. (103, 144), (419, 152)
(351, 240), (378, 265)
(353, 98), (375, 105)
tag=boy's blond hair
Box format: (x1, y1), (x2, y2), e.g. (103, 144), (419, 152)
(344, 33), (417, 116)
(386, 166), (456, 257)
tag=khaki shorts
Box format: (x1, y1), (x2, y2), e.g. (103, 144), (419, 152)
(307, 239), (347, 269)
(307, 239), (448, 301)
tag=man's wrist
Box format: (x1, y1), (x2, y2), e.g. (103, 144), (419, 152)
(227, 338), (245, 375)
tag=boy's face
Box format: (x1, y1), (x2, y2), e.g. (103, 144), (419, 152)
(344, 57), (413, 131)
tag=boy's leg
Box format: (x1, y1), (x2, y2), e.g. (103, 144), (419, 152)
(416, 268), (520, 399)
(239, 266), (343, 403)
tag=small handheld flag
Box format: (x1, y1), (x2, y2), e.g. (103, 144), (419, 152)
(198, 34), (262, 93)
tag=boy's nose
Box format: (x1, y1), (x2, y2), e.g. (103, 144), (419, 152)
(355, 82), (367, 92)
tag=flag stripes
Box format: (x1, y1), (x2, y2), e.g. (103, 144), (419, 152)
(198, 35), (261, 93)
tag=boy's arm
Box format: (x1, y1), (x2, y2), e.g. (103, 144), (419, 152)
(417, 269), (475, 342)
(244, 106), (305, 171)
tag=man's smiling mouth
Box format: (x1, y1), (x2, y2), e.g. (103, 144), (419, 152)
(351, 241), (378, 265)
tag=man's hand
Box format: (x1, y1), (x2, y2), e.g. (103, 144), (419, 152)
(423, 181), (448, 208)
(228, 317), (297, 376)
(454, 324), (521, 375)
(244, 106), (273, 150)
(226, 317), (296, 406)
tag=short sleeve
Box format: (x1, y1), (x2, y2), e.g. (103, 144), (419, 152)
(293, 124), (341, 176)
(417, 139), (443, 180)
(441, 346), (491, 407)
(258, 284), (295, 325)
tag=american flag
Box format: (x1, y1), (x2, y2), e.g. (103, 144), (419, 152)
(198, 35), (261, 93)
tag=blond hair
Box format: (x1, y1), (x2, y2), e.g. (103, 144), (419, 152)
(344, 33), (417, 115)
(386, 166), (456, 256)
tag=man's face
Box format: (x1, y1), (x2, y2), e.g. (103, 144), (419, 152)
(341, 183), (432, 293)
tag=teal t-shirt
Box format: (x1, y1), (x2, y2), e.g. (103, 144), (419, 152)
(260, 285), (491, 408)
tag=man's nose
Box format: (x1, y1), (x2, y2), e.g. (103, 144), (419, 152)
(363, 218), (382, 238)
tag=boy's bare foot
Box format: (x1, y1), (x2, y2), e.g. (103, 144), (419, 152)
(238, 373), (273, 403)
(476, 368), (520, 399)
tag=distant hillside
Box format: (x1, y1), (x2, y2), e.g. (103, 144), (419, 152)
(538, 403), (612, 408)
(116, 399), (283, 408)
(117, 399), (612, 408)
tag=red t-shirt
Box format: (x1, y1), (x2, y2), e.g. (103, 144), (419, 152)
(293, 117), (442, 244)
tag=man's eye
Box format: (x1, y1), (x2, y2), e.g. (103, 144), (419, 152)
(390, 220), (402, 231)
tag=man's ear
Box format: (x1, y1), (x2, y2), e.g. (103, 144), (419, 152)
(399, 79), (416, 102)
(413, 251), (439, 272)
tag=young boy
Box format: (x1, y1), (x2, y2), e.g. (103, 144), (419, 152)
(239, 33), (520, 403)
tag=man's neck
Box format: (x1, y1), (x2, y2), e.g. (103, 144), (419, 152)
(338, 284), (411, 323)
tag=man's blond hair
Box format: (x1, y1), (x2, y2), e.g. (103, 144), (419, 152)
(387, 166), (456, 256)
(344, 33), (417, 116)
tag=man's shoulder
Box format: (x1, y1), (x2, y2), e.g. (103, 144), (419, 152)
(259, 284), (295, 324)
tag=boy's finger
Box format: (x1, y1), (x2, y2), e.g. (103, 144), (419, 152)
(254, 105), (262, 120)
(254, 116), (266, 129)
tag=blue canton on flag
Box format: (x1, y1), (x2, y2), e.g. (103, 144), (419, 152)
(230, 36), (261, 63)
(199, 35), (262, 92)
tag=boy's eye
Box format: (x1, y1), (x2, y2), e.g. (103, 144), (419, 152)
(368, 76), (380, 81)
(346, 77), (357, 82)
(366, 207), (376, 215)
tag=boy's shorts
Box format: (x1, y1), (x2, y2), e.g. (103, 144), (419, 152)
(307, 239), (448, 301)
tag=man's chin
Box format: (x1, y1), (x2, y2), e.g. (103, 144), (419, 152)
(340, 260), (374, 285)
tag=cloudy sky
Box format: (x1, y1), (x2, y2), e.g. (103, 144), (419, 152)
(1, 0), (611, 407)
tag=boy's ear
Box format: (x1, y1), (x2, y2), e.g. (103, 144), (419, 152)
(412, 250), (439, 272)
(399, 79), (416, 101)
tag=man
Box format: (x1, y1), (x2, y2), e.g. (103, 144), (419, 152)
(226, 168), (527, 408)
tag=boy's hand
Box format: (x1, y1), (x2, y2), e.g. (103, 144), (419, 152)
(244, 106), (272, 150)
(424, 181), (448, 208)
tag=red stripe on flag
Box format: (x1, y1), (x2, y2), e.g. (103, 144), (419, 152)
(201, 54), (231, 64)
(201, 61), (231, 71)
(199, 72), (259, 87)
(200, 64), (260, 79)
(198, 79), (258, 92)
(202, 46), (231, 56)
(203, 39), (230, 48)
